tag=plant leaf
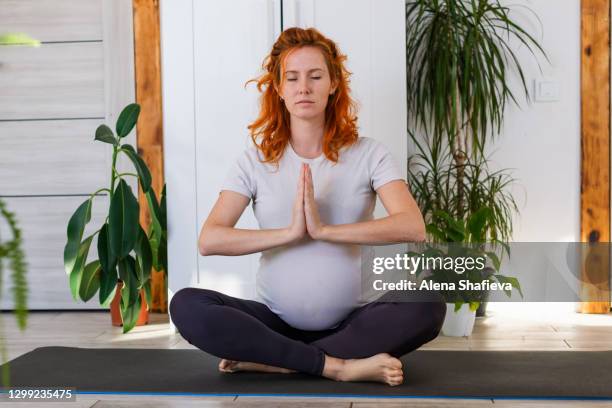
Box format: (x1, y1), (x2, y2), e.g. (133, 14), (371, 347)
(158, 184), (168, 273)
(118, 256), (141, 333)
(64, 199), (92, 275)
(158, 236), (167, 275)
(109, 179), (139, 258)
(97, 224), (118, 306)
(116, 103), (141, 138)
(68, 235), (94, 301)
(135, 227), (152, 285)
(160, 184), (167, 227)
(426, 224), (445, 241)
(146, 190), (163, 270)
(120, 144), (152, 193)
(468, 207), (491, 241)
(94, 124), (117, 145)
(118, 257), (139, 305)
(121, 291), (141, 334)
(495, 274), (523, 298)
(146, 189), (162, 232)
(119, 284), (140, 333)
(143, 279), (152, 309)
(97, 223), (117, 280)
(99, 272), (117, 308)
(485, 250), (501, 271)
(79, 260), (101, 302)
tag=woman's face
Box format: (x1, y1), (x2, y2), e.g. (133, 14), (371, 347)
(279, 46), (337, 122)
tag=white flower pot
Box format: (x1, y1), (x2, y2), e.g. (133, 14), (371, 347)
(441, 302), (476, 337)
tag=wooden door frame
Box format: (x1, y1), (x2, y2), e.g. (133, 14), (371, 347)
(580, 0), (611, 313)
(133, 0), (166, 312)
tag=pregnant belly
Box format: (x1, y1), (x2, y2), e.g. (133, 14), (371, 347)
(257, 243), (362, 331)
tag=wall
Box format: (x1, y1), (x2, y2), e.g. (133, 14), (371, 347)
(486, 0), (581, 242)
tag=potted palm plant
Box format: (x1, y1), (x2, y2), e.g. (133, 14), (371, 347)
(408, 130), (519, 321)
(405, 0), (549, 323)
(63, 104), (167, 333)
(410, 206), (523, 336)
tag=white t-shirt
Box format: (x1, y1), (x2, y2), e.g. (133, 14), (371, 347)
(220, 136), (404, 330)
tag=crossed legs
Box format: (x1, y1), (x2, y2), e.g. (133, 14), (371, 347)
(169, 287), (446, 386)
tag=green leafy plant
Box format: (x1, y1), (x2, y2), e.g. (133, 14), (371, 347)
(0, 199), (28, 385)
(406, 0), (550, 230)
(411, 207), (523, 312)
(407, 129), (522, 310)
(404, 1), (548, 313)
(63, 103), (167, 333)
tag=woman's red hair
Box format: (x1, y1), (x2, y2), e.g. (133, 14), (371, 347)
(245, 27), (359, 165)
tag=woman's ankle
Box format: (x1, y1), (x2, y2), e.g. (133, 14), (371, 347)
(321, 354), (346, 381)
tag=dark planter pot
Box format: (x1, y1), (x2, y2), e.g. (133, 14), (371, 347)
(476, 289), (491, 317)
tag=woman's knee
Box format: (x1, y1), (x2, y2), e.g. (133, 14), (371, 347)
(397, 299), (446, 342)
(170, 287), (229, 349)
(170, 288), (198, 318)
(169, 287), (220, 329)
(406, 291), (447, 340)
(428, 300), (447, 339)
(405, 300), (446, 348)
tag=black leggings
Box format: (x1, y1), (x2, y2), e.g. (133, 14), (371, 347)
(170, 287), (446, 376)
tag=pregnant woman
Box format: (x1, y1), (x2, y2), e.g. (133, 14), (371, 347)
(170, 27), (446, 387)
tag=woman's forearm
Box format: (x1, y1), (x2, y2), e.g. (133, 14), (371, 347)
(199, 225), (295, 256)
(318, 212), (426, 245)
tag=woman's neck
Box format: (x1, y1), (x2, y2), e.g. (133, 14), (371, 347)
(289, 115), (325, 159)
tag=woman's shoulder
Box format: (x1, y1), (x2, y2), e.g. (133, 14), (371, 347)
(342, 136), (388, 156)
(234, 142), (266, 165)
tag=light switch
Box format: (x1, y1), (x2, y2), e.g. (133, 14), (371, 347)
(534, 78), (560, 102)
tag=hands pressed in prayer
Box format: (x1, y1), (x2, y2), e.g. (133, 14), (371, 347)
(303, 163), (326, 240)
(287, 163), (327, 242)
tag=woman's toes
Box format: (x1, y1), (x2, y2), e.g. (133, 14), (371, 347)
(218, 359), (238, 372)
(386, 371), (404, 385)
(384, 367), (402, 376)
(383, 364), (404, 386)
(388, 375), (404, 386)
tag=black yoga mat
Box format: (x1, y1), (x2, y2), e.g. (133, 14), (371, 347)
(2, 346), (612, 399)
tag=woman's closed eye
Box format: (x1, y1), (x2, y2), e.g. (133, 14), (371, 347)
(287, 77), (321, 81)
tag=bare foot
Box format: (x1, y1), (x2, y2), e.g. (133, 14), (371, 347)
(218, 359), (296, 374)
(323, 353), (404, 386)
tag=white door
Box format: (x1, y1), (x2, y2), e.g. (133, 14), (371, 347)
(161, 0), (407, 307)
(0, 0), (135, 309)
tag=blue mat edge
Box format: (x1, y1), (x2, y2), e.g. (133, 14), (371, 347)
(1, 391), (609, 401)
